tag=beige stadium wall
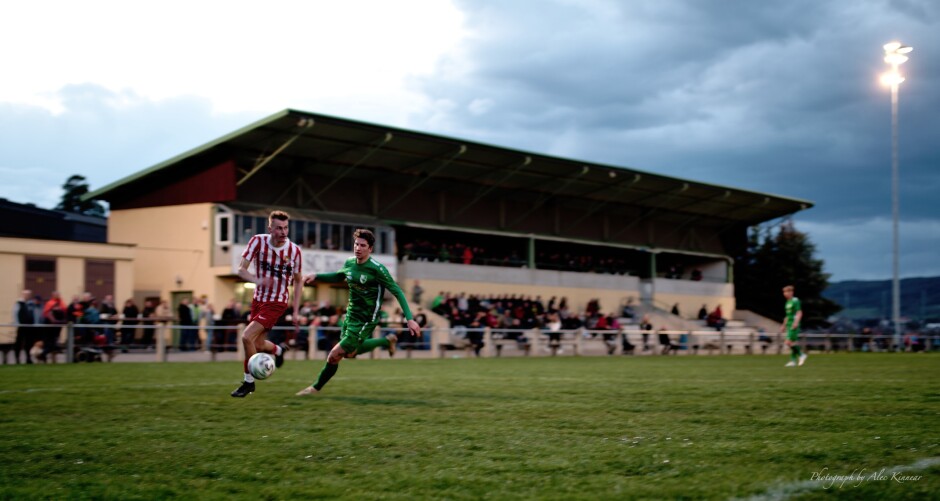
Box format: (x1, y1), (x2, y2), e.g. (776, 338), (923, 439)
(651, 277), (735, 320)
(0, 252), (25, 343)
(0, 237), (135, 342)
(653, 293), (736, 321)
(109, 203), (223, 305)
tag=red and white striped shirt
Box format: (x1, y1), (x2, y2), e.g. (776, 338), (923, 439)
(241, 234), (302, 303)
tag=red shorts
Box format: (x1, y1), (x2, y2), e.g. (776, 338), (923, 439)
(249, 300), (288, 331)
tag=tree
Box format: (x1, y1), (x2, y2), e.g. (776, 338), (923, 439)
(734, 220), (841, 329)
(56, 174), (106, 217)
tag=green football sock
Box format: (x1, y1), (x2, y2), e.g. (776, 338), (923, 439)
(313, 362), (338, 391)
(790, 346), (800, 362)
(357, 337), (390, 354)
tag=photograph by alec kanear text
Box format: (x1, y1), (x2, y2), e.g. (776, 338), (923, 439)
(810, 467), (923, 489)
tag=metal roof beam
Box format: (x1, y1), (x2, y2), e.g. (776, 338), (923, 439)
(313, 132), (393, 197)
(657, 190), (733, 239)
(506, 165), (590, 229)
(270, 177), (328, 210)
(608, 182), (690, 240)
(378, 145), (467, 216)
(561, 173), (642, 233)
(449, 156), (532, 221)
(236, 118), (314, 186)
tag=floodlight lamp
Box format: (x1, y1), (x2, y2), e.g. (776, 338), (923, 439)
(884, 53), (909, 65)
(881, 72), (905, 86)
(883, 41), (902, 52)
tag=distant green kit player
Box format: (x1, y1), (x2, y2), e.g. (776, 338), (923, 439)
(296, 229), (420, 396)
(781, 285), (807, 367)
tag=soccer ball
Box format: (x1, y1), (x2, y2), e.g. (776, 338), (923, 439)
(248, 353), (276, 380)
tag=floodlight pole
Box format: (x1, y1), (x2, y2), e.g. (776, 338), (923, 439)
(881, 41), (912, 351)
(890, 78), (901, 351)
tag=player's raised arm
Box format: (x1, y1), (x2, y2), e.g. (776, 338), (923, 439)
(375, 264), (421, 338)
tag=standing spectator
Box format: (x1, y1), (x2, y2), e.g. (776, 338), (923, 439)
(411, 280), (425, 307)
(221, 299), (242, 351)
(462, 246), (474, 265)
(545, 311), (563, 355)
(140, 300), (157, 348)
(411, 308), (430, 350)
(66, 294), (84, 324)
(177, 297), (196, 351)
(658, 328), (677, 355)
(156, 299), (170, 319)
(196, 295), (214, 351)
(120, 299), (140, 348)
(603, 314), (620, 355)
(79, 300), (101, 345)
(99, 295), (118, 345)
(40, 291), (67, 363)
(640, 315), (653, 352)
(13, 289), (41, 364)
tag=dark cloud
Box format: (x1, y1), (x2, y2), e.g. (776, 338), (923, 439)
(408, 0), (940, 280)
(1, 1), (936, 281)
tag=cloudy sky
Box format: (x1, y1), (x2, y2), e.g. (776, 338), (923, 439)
(1, 0), (937, 282)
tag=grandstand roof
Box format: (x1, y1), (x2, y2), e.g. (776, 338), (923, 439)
(85, 109), (812, 260)
(87, 109), (811, 225)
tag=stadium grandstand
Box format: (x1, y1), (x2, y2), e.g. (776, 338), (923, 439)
(81, 109), (812, 356)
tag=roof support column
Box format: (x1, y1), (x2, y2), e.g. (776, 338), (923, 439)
(528, 236), (536, 269)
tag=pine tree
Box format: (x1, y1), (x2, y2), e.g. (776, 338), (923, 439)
(734, 221), (841, 328)
(56, 175), (106, 217)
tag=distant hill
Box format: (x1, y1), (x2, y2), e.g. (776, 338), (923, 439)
(824, 276), (940, 322)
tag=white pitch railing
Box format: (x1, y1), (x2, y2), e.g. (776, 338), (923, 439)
(0, 323), (936, 364)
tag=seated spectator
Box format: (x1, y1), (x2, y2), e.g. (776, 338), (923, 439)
(658, 328), (677, 355)
(621, 297), (636, 320)
(621, 331), (635, 354)
(691, 269), (703, 281)
(698, 304), (708, 320)
(544, 312), (563, 355)
(639, 315), (653, 351)
(671, 303), (680, 316)
(602, 314), (620, 355)
(706, 307), (726, 330)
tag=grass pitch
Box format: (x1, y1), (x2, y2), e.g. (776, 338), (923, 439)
(1, 354), (937, 500)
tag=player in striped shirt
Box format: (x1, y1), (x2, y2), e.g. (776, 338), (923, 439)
(295, 228), (420, 396)
(231, 210), (304, 398)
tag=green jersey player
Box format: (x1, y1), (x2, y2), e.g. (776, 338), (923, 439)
(296, 229), (420, 396)
(781, 285), (806, 367)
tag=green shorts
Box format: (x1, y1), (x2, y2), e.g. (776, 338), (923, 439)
(338, 321), (380, 353)
(786, 329), (800, 342)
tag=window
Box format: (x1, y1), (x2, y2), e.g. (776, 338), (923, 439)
(215, 214), (232, 245)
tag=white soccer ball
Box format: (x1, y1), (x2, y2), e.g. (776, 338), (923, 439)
(248, 353), (276, 380)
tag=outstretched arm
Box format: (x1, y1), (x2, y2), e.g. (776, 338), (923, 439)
(376, 269), (420, 338)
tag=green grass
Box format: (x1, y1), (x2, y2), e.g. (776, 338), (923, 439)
(1, 354), (938, 500)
